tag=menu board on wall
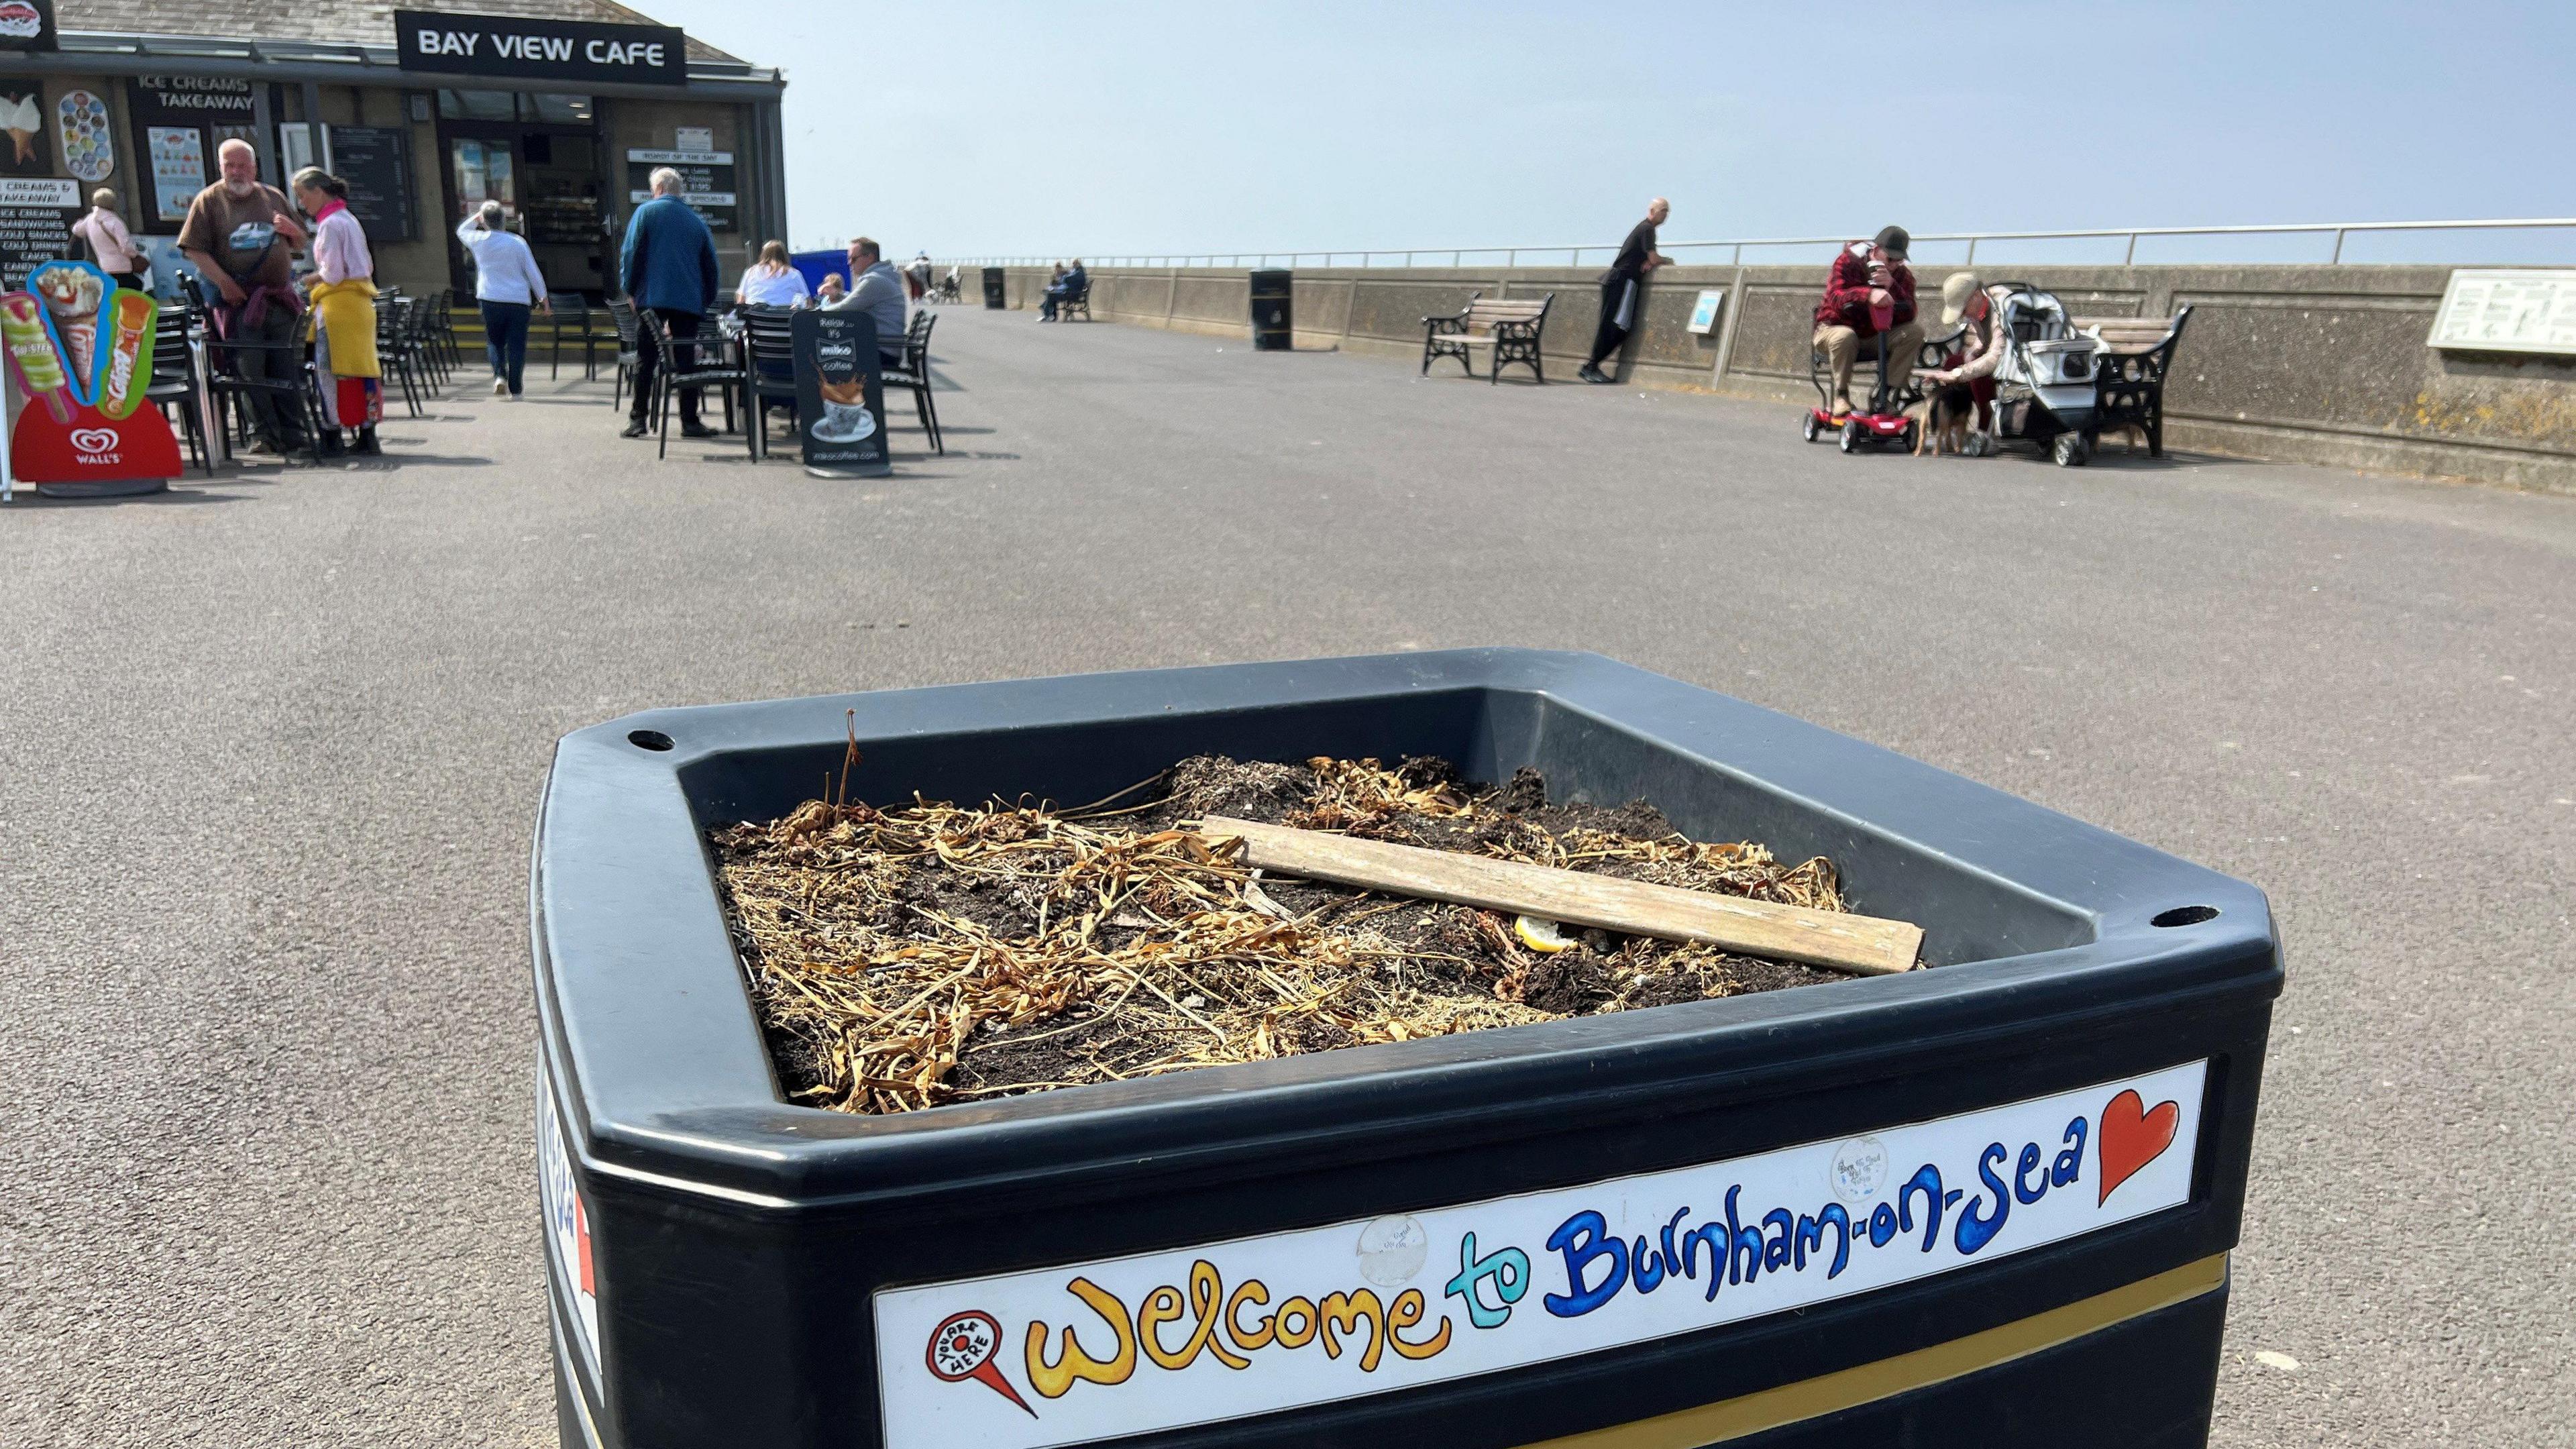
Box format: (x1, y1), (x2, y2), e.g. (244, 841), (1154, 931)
(328, 125), (416, 243)
(145, 126), (205, 225)
(128, 77), (254, 232)
(0, 203), (76, 288)
(625, 148), (734, 231)
(524, 195), (602, 246)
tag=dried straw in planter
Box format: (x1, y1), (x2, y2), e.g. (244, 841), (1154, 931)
(709, 756), (1856, 1115)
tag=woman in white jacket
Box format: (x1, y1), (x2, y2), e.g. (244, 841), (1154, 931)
(455, 201), (552, 399)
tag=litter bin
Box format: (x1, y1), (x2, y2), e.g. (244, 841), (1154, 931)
(1250, 268), (1292, 350)
(534, 649), (2279, 1449)
(983, 266), (1007, 310)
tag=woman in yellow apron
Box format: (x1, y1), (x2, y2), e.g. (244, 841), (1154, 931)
(280, 166), (382, 458)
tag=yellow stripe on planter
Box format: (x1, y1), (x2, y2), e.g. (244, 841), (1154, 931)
(1524, 1254), (2229, 1449)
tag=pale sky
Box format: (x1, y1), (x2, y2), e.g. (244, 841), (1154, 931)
(645, 0), (2576, 268)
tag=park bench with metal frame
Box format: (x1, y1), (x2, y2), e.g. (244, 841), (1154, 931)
(1421, 291), (1554, 383)
(2075, 307), (2194, 458)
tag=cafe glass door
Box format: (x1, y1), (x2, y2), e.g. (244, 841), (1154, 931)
(439, 91), (609, 299)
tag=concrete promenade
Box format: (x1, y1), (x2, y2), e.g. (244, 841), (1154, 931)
(2, 306), (2571, 1446)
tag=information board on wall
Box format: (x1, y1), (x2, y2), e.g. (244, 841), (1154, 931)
(328, 126), (417, 243)
(2427, 269), (2576, 356)
(626, 148), (734, 231)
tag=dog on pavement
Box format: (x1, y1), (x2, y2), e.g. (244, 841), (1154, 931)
(1911, 384), (1973, 457)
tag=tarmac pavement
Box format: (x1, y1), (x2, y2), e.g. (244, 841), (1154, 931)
(1, 306), (2569, 1446)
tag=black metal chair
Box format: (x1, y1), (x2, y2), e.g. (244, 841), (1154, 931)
(878, 310), (943, 455)
(377, 296), (427, 418)
(739, 305), (799, 462)
(144, 305), (211, 475)
(606, 297), (643, 413)
(550, 294), (599, 381)
(641, 313), (753, 461)
(428, 290), (463, 382)
(204, 315), (327, 466)
(411, 297), (449, 392)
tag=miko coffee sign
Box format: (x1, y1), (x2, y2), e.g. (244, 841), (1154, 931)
(394, 9), (686, 88)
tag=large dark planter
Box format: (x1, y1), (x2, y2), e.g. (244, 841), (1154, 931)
(533, 650), (2279, 1449)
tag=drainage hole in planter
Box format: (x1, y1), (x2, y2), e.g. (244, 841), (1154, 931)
(2152, 905), (2219, 928)
(628, 729), (675, 752)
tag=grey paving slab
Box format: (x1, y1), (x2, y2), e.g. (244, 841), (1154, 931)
(1, 307), (2569, 1448)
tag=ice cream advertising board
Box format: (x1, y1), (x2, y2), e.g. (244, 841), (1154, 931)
(873, 1061), (2206, 1449)
(3, 260), (182, 492)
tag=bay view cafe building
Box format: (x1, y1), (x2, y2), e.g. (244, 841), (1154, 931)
(0, 0), (787, 298)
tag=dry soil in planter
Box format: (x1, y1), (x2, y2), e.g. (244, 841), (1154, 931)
(710, 755), (1860, 1115)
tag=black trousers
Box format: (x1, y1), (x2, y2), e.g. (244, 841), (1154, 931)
(1587, 274), (1639, 368)
(633, 307), (704, 425)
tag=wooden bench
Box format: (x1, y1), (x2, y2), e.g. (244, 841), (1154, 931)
(1050, 274), (1091, 321)
(1421, 292), (1554, 383)
(2072, 307), (2192, 457)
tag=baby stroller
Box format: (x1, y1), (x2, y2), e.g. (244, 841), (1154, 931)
(1984, 282), (2104, 467)
(1801, 325), (1962, 453)
(933, 270), (963, 304)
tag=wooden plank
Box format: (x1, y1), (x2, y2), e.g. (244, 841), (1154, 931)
(1201, 816), (1923, 976)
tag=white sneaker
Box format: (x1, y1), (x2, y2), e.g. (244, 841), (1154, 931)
(492, 378), (509, 396)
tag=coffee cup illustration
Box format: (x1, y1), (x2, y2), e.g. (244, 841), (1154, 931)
(814, 401), (875, 443)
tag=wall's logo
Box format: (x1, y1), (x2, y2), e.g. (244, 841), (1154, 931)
(69, 425), (118, 458)
(928, 1309), (1035, 1417)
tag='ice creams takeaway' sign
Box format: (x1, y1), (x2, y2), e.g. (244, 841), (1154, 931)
(873, 1061), (2206, 1449)
(2, 260), (182, 485)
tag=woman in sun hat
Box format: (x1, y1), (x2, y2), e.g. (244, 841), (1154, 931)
(1922, 270), (2010, 442)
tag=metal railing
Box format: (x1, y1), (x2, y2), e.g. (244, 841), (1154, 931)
(951, 217), (2576, 270)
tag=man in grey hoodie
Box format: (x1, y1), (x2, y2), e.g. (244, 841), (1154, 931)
(822, 235), (907, 367)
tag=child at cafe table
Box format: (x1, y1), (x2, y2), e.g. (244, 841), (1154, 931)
(178, 138), (309, 460)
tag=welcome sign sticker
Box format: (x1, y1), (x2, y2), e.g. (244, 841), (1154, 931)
(873, 1061), (2206, 1448)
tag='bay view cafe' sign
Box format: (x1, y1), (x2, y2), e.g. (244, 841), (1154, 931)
(394, 9), (688, 89)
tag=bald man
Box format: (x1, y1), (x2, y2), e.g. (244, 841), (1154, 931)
(180, 138), (309, 456)
(1580, 197), (1670, 384)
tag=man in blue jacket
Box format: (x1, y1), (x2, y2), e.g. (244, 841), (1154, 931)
(619, 166), (721, 439)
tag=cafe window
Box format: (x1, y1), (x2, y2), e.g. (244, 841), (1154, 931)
(529, 94), (594, 123)
(437, 89), (517, 121)
(437, 91), (596, 125)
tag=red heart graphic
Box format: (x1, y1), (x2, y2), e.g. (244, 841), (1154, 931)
(2098, 1089), (2181, 1205)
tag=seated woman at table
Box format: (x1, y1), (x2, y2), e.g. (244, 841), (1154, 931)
(736, 239), (812, 309)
